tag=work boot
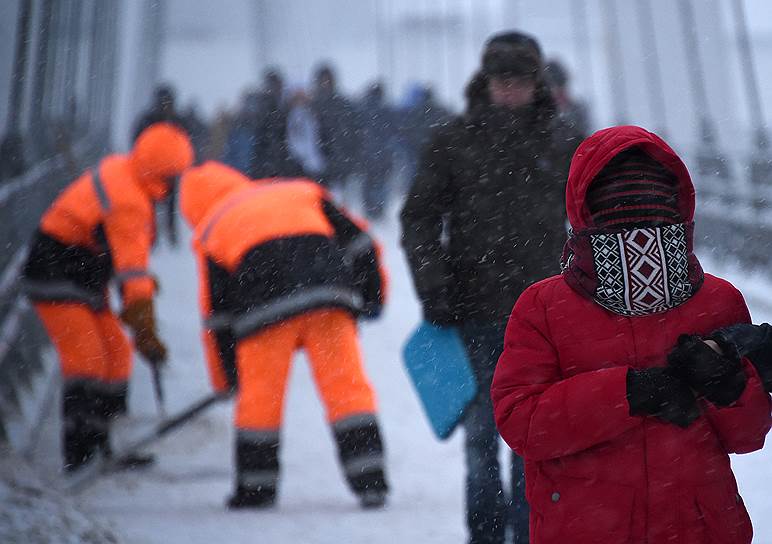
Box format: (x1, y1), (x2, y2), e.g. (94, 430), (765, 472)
(63, 444), (100, 474)
(62, 383), (103, 472)
(357, 488), (387, 509)
(226, 487), (276, 510)
(100, 438), (156, 470)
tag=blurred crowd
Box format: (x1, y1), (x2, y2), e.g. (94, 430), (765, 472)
(131, 64), (454, 224)
(13, 32), (637, 544)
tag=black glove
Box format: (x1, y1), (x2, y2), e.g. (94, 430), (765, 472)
(121, 299), (168, 366)
(714, 324), (772, 393)
(626, 367), (700, 428)
(667, 334), (746, 407)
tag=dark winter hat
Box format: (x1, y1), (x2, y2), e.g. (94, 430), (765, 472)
(587, 147), (681, 229)
(482, 31), (543, 79)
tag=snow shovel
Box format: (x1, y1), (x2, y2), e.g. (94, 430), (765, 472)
(403, 322), (478, 440)
(65, 391), (231, 493)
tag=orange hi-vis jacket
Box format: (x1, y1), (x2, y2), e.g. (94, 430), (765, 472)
(23, 123), (193, 309)
(179, 162), (388, 392)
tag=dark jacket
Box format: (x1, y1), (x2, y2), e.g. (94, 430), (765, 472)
(249, 94), (303, 179)
(312, 91), (362, 183)
(357, 94), (397, 177)
(400, 72), (581, 323)
(191, 179), (386, 341)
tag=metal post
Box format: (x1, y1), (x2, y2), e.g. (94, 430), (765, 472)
(128, 0), (164, 132)
(732, 0), (767, 151)
(84, 0), (99, 131)
(42, 0), (66, 126)
(676, 0), (731, 181)
(98, 0), (119, 144)
(635, 0), (669, 138)
(6, 0), (33, 135)
(53, 0), (74, 120)
(29, 0), (55, 159)
(570, 0), (595, 120)
(48, 0), (79, 175)
(64, 0), (83, 130)
(88, 0), (110, 134)
(108, 2), (120, 116)
(99, 0), (117, 134)
(730, 0), (771, 215)
(600, 0), (628, 124)
(87, 0), (103, 132)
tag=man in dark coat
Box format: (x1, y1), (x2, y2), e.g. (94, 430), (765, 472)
(311, 64), (363, 191)
(358, 82), (397, 220)
(400, 31), (582, 544)
(223, 91), (261, 174)
(249, 68), (303, 179)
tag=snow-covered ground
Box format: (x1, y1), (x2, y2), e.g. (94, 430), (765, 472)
(0, 450), (120, 544)
(14, 206), (772, 543)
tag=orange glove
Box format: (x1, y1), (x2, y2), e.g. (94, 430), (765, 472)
(121, 299), (168, 365)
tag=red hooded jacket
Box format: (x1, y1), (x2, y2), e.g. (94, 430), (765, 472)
(491, 126), (770, 544)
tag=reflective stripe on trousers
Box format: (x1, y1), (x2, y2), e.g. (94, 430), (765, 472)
(20, 279), (106, 310)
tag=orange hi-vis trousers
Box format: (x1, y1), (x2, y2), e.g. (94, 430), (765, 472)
(34, 302), (132, 387)
(235, 308), (375, 429)
(34, 301), (133, 469)
(232, 308), (387, 499)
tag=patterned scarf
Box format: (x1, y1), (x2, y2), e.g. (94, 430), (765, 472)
(561, 222), (704, 316)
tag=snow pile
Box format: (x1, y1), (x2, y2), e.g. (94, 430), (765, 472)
(0, 449), (121, 544)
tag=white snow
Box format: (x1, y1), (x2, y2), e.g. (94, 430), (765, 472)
(12, 207), (772, 543)
(0, 450), (121, 544)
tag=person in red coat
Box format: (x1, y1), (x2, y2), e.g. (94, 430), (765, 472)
(491, 125), (771, 544)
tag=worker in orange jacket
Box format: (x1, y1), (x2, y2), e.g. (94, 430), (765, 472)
(179, 161), (389, 509)
(22, 123), (194, 472)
